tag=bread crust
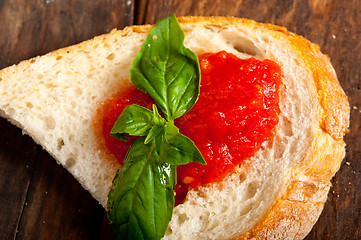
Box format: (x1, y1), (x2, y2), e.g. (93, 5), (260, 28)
(0, 17), (349, 239)
(177, 17), (348, 240)
(174, 17), (348, 239)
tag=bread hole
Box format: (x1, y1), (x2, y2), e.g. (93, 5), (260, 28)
(288, 142), (298, 156)
(246, 181), (259, 199)
(221, 30), (264, 57)
(45, 83), (56, 89)
(56, 55), (62, 60)
(165, 226), (173, 235)
(204, 24), (218, 30)
(221, 203), (229, 213)
(29, 59), (36, 63)
(233, 40), (262, 57)
(239, 173), (247, 183)
(44, 116), (56, 130)
(282, 117), (293, 137)
(239, 204), (253, 216)
(65, 156), (76, 169)
(25, 102), (33, 109)
(57, 138), (65, 150)
(196, 189), (207, 198)
(69, 134), (74, 142)
(294, 58), (301, 67)
(74, 87), (83, 96)
(177, 213), (189, 225)
(199, 211), (210, 221)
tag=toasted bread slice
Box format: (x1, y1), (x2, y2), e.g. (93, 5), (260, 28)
(0, 17), (349, 239)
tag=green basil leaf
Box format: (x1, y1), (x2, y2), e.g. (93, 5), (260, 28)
(151, 104), (165, 125)
(107, 138), (176, 240)
(130, 14), (201, 121)
(144, 105), (166, 144)
(144, 125), (165, 145)
(159, 123), (206, 165)
(110, 104), (157, 141)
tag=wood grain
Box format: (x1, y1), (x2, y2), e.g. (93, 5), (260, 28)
(0, 0), (360, 239)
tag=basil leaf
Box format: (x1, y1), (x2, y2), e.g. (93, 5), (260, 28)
(130, 14), (201, 121)
(107, 138), (176, 240)
(144, 105), (166, 144)
(151, 104), (166, 125)
(159, 123), (206, 165)
(110, 104), (162, 141)
(144, 125), (164, 145)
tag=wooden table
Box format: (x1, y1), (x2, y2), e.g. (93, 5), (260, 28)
(0, 0), (360, 239)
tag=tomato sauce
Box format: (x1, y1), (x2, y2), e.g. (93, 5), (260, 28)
(102, 51), (281, 205)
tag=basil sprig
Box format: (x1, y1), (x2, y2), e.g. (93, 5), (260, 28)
(107, 15), (205, 240)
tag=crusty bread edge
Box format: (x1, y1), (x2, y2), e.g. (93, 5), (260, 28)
(176, 17), (349, 239)
(175, 17), (349, 239)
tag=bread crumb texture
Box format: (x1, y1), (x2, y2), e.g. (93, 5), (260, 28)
(0, 17), (349, 239)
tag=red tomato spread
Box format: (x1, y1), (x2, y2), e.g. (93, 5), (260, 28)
(102, 51), (281, 204)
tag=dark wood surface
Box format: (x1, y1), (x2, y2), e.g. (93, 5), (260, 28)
(0, 0), (360, 239)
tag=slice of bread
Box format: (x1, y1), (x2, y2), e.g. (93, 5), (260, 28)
(0, 17), (349, 239)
